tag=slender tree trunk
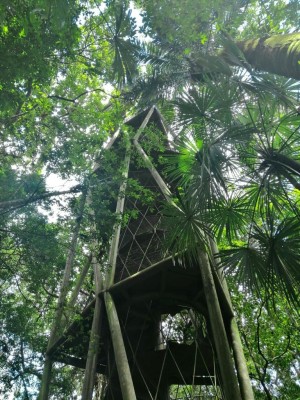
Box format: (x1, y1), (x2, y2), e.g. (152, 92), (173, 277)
(38, 356), (52, 400)
(48, 188), (88, 344)
(209, 238), (254, 400)
(197, 248), (241, 400)
(81, 256), (103, 400)
(68, 254), (93, 312)
(39, 188), (88, 400)
(0, 187), (81, 210)
(236, 33), (300, 80)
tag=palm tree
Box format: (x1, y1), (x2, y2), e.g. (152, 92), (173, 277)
(162, 75), (300, 307)
(233, 33), (300, 80)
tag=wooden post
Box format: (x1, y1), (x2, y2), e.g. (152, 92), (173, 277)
(103, 139), (137, 399)
(106, 142), (131, 288)
(104, 292), (137, 400)
(81, 127), (131, 399)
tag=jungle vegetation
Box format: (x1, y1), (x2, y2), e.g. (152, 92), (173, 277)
(0, 0), (299, 398)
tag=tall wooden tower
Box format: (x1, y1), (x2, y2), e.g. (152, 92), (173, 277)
(41, 107), (254, 400)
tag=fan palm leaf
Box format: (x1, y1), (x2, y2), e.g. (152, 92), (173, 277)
(219, 216), (300, 306)
(162, 195), (210, 257)
(252, 217), (300, 306)
(104, 3), (140, 85)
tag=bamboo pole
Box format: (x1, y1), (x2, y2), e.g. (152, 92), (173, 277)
(106, 143), (131, 288)
(38, 356), (52, 400)
(103, 138), (137, 398)
(104, 292), (137, 400)
(49, 188), (88, 345)
(209, 238), (255, 400)
(81, 125), (128, 398)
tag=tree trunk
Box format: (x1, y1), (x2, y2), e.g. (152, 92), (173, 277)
(38, 356), (52, 400)
(81, 256), (103, 400)
(68, 254), (92, 312)
(209, 238), (255, 400)
(0, 186), (81, 210)
(197, 248), (242, 400)
(236, 33), (300, 80)
(39, 188), (88, 400)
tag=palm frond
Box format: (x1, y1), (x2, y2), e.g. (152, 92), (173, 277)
(219, 216), (300, 306)
(106, 3), (140, 85)
(219, 245), (266, 295)
(173, 80), (238, 129)
(208, 193), (251, 243)
(238, 75), (299, 108)
(162, 196), (210, 258)
(252, 217), (300, 306)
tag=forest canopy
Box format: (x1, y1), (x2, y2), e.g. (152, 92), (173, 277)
(0, 0), (299, 398)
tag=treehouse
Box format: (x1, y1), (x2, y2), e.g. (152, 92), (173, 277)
(44, 107), (253, 400)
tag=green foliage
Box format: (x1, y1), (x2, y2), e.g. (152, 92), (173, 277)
(0, 0), (81, 113)
(0, 0), (300, 397)
(230, 283), (300, 399)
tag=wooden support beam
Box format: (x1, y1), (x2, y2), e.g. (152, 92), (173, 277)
(38, 356), (52, 400)
(133, 106), (155, 142)
(106, 138), (131, 288)
(104, 292), (137, 400)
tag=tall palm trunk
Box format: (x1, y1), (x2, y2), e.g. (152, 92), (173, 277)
(236, 33), (300, 80)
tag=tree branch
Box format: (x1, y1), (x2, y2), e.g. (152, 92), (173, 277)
(0, 185), (82, 211)
(48, 88), (121, 104)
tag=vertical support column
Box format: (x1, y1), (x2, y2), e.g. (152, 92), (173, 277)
(104, 292), (137, 400)
(38, 356), (52, 400)
(106, 143), (131, 287)
(67, 254), (92, 312)
(104, 137), (137, 399)
(81, 127), (133, 399)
